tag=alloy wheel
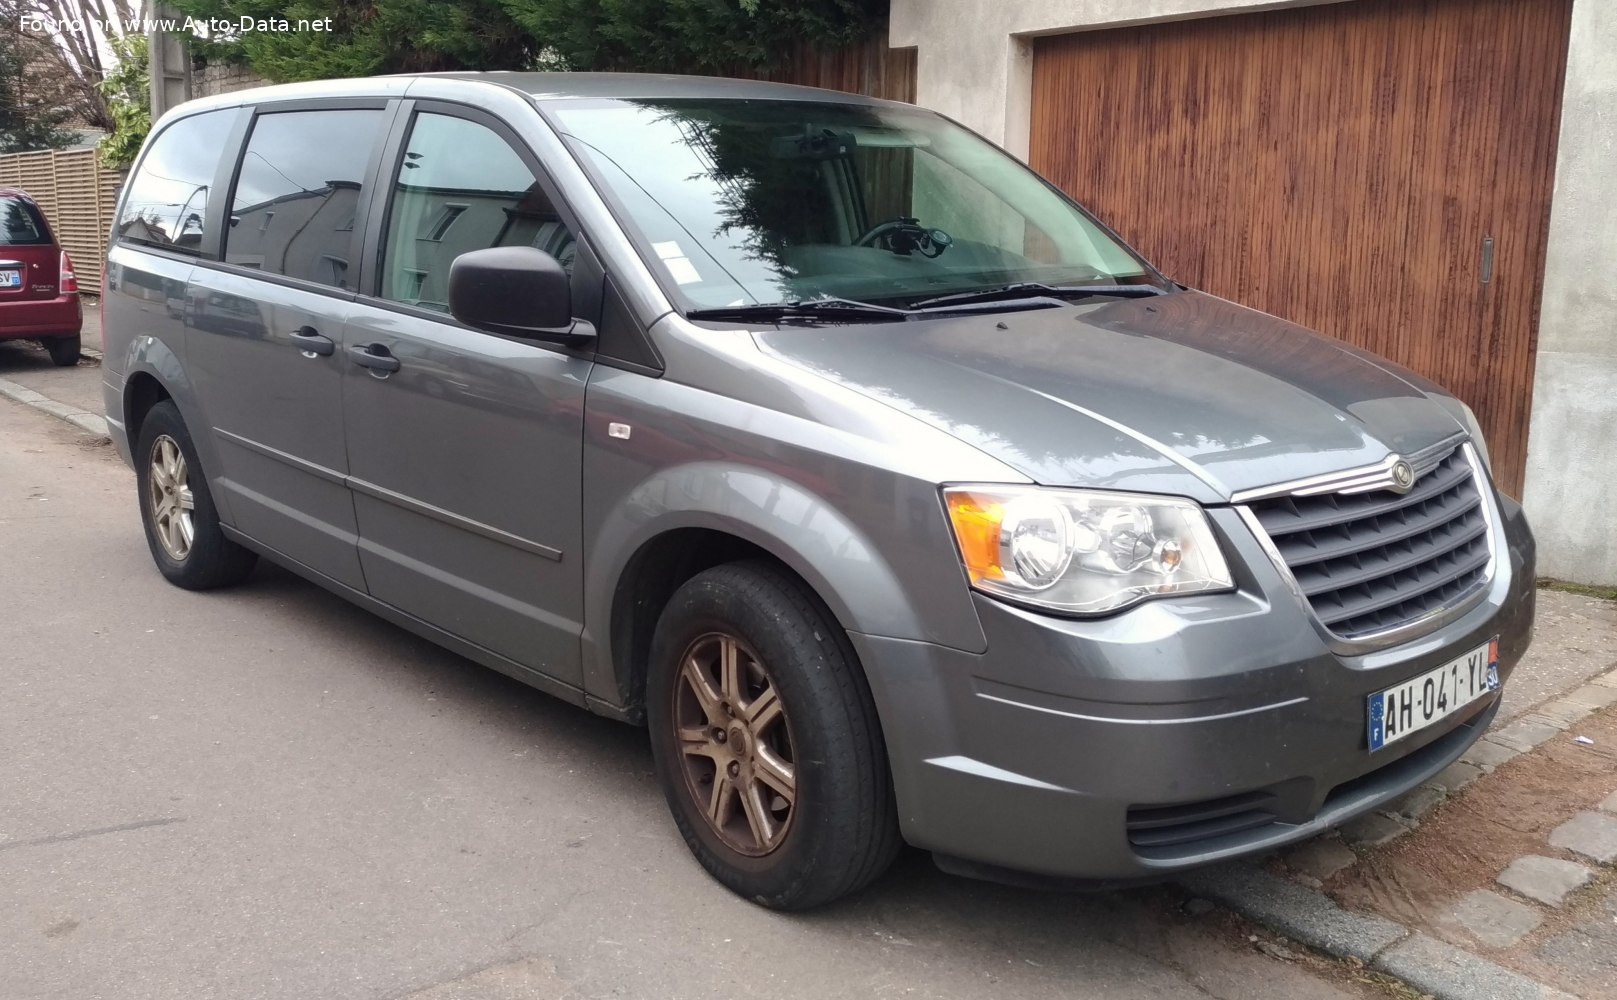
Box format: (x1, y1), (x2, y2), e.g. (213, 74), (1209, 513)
(147, 435), (195, 561)
(672, 632), (797, 856)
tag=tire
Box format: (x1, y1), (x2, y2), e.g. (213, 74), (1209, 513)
(647, 560), (900, 909)
(134, 400), (257, 590)
(42, 334), (80, 366)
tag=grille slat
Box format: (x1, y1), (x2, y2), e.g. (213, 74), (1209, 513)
(1294, 512), (1489, 596)
(1253, 457), (1473, 537)
(1271, 490), (1483, 571)
(1126, 791), (1279, 849)
(1248, 446), (1492, 640)
(1314, 539), (1491, 627)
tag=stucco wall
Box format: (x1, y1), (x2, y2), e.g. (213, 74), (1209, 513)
(1521, 0), (1617, 585)
(893, 0), (1614, 584)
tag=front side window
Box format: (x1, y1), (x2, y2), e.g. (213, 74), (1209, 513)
(548, 98), (1154, 310)
(0, 196), (49, 245)
(380, 113), (574, 312)
(224, 109), (384, 289)
(116, 110), (236, 255)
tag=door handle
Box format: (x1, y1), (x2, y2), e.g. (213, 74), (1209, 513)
(290, 326), (335, 356)
(349, 343), (401, 374)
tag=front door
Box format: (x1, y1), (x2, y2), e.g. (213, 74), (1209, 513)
(341, 105), (591, 683)
(188, 105), (389, 591)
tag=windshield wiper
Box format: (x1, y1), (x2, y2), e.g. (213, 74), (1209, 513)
(686, 298), (913, 324)
(908, 282), (1169, 310)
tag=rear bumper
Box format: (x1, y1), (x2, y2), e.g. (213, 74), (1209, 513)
(853, 493), (1536, 883)
(0, 294), (80, 339)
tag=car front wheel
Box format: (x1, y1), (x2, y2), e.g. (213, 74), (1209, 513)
(647, 561), (900, 909)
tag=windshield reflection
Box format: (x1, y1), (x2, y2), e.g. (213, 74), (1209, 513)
(552, 98), (1153, 310)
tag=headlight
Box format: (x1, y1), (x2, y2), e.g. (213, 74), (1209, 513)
(944, 486), (1233, 615)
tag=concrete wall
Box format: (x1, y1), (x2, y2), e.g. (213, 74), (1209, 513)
(1521, 0), (1617, 585)
(893, 0), (1615, 584)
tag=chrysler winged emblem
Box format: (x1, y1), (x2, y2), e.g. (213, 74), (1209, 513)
(1389, 458), (1416, 493)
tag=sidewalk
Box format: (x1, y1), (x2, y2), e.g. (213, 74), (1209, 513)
(0, 298), (107, 436)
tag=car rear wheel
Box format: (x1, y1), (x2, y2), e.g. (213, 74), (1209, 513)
(647, 561), (900, 909)
(135, 400), (257, 590)
(42, 334), (80, 366)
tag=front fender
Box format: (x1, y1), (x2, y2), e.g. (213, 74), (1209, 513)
(580, 460), (983, 711)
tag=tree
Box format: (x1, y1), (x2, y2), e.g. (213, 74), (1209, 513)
(168, 0), (885, 81)
(1, 16), (78, 151)
(13, 0), (141, 130)
(97, 32), (149, 167)
(170, 0), (536, 79)
(499, 0), (884, 75)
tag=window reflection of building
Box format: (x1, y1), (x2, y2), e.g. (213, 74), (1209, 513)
(225, 181), (361, 288)
(386, 181), (573, 311)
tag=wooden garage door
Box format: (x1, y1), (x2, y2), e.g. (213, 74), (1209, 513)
(1029, 0), (1571, 497)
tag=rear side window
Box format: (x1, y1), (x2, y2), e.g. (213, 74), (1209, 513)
(0, 196), (50, 245)
(117, 110), (236, 255)
(224, 109), (384, 290)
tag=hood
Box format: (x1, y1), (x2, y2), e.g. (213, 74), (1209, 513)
(752, 291), (1466, 501)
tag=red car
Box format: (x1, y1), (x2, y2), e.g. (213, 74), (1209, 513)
(1, 188), (83, 366)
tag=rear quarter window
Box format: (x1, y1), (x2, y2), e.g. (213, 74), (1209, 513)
(0, 196), (50, 245)
(117, 109), (237, 256)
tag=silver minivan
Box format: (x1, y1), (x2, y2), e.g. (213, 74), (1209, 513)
(102, 73), (1535, 909)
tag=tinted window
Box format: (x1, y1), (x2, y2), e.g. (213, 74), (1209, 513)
(0, 196), (50, 245)
(117, 110), (236, 255)
(381, 113), (573, 312)
(223, 109), (384, 289)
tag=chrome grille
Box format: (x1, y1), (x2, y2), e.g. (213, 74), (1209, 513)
(1245, 445), (1492, 640)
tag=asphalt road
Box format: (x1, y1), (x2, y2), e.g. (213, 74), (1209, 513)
(0, 384), (1382, 999)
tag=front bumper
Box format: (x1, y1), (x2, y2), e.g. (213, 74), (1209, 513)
(852, 493), (1536, 883)
(0, 293), (81, 339)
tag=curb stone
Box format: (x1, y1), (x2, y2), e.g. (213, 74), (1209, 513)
(1180, 865), (1579, 1000)
(0, 376), (109, 440)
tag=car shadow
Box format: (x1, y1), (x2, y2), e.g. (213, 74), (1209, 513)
(0, 337), (59, 373)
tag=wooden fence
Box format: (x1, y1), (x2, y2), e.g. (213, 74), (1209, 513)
(731, 31), (917, 104)
(0, 147), (123, 292)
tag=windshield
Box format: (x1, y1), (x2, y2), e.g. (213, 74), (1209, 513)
(546, 98), (1156, 311)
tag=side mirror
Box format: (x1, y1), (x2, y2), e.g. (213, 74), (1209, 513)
(448, 246), (595, 345)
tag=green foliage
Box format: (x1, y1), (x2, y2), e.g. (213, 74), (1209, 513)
(498, 0), (884, 73)
(0, 26), (77, 153)
(171, 1), (538, 80)
(98, 35), (152, 170)
(167, 0), (885, 81)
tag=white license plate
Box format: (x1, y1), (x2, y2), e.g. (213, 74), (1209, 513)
(0, 270), (20, 289)
(1367, 638), (1499, 752)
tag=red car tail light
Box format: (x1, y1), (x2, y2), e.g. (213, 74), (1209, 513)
(59, 250), (79, 294)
